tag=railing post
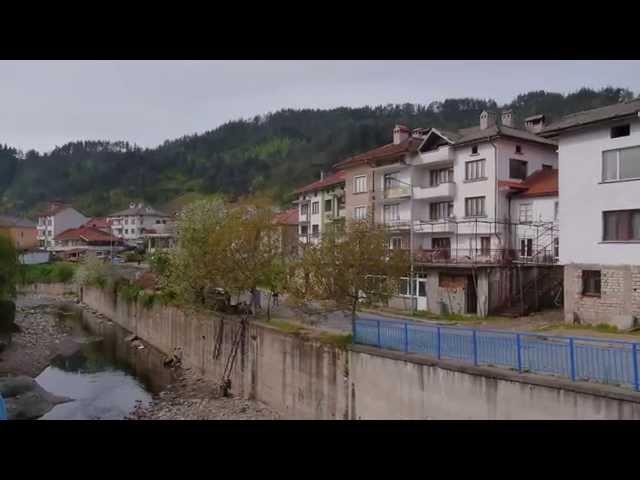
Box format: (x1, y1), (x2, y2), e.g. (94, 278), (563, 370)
(569, 337), (576, 382)
(377, 320), (381, 348)
(472, 330), (478, 366)
(437, 327), (442, 359)
(633, 343), (639, 392)
(404, 322), (409, 353)
(516, 333), (523, 372)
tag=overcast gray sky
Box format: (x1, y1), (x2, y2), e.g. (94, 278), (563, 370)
(2, 60), (640, 153)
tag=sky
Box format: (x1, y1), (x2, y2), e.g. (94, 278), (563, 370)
(2, 60), (640, 153)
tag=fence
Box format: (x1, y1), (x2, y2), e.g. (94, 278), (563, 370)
(354, 319), (640, 391)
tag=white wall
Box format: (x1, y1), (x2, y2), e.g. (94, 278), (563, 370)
(557, 118), (640, 265)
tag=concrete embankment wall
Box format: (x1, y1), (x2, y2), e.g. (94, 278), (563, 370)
(77, 285), (640, 419)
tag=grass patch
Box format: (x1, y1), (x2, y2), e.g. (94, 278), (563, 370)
(269, 319), (306, 335)
(20, 262), (77, 284)
(369, 306), (506, 324)
(535, 323), (622, 334)
(316, 332), (353, 349)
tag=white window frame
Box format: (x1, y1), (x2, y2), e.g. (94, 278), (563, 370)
(354, 175), (367, 194)
(384, 204), (400, 223)
(602, 145), (640, 182)
(465, 159), (486, 180)
(390, 236), (403, 250)
(311, 201), (319, 214)
(465, 197), (486, 217)
(554, 201), (559, 220)
(353, 206), (367, 220)
(519, 203), (533, 223)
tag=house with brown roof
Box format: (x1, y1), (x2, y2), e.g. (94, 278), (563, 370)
(0, 215), (38, 251)
(36, 202), (88, 250)
(293, 170), (346, 245)
(332, 113), (560, 317)
(538, 98), (640, 328)
(53, 225), (124, 261)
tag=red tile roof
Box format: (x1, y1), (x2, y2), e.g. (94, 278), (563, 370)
(503, 168), (558, 198)
(294, 170), (346, 195)
(273, 208), (298, 226)
(55, 226), (121, 243)
(84, 217), (111, 229)
(333, 137), (422, 169)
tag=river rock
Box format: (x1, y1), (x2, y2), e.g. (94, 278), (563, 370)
(0, 376), (72, 420)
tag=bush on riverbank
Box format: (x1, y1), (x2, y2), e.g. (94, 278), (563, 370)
(73, 257), (115, 288)
(20, 262), (77, 285)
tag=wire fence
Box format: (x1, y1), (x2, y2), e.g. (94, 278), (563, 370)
(354, 319), (640, 391)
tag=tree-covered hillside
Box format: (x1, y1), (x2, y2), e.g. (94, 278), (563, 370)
(0, 87), (634, 218)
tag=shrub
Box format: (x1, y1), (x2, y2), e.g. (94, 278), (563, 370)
(20, 262), (77, 285)
(125, 252), (143, 263)
(74, 256), (116, 288)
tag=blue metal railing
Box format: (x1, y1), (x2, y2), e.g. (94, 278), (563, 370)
(354, 319), (640, 391)
(0, 394), (7, 420)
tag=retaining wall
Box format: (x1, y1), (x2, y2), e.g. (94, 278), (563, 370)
(78, 285), (640, 419)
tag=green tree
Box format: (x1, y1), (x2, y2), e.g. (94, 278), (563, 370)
(289, 218), (409, 332)
(0, 236), (18, 301)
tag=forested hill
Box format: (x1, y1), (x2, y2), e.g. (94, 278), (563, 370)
(0, 87), (634, 218)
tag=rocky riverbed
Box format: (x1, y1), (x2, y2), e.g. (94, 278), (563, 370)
(126, 366), (280, 420)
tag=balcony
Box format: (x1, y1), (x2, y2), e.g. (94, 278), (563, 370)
(414, 248), (518, 265)
(414, 218), (457, 234)
(383, 185), (411, 200)
(299, 213), (309, 223)
(414, 182), (456, 201)
(415, 146), (454, 167)
(384, 219), (411, 231)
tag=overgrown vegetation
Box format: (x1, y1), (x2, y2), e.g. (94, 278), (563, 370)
(0, 87), (633, 216)
(0, 236), (18, 300)
(73, 256), (116, 288)
(535, 323), (623, 334)
(20, 262), (77, 285)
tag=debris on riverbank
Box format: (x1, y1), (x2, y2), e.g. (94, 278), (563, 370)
(0, 295), (74, 377)
(126, 367), (281, 420)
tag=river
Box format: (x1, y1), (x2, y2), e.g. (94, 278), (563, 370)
(35, 303), (175, 420)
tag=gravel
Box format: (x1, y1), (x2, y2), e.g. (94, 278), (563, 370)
(126, 367), (281, 420)
(0, 294), (74, 377)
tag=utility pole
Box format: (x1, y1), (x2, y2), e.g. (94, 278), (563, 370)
(391, 176), (415, 315)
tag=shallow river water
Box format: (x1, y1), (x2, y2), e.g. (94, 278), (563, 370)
(36, 304), (174, 420)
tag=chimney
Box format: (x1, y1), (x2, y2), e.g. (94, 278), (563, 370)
(480, 111), (497, 130)
(393, 125), (410, 144)
(524, 114), (546, 133)
(320, 171), (325, 181)
(501, 110), (513, 127)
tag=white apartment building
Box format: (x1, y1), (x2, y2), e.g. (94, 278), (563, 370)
(294, 171), (346, 245)
(107, 203), (170, 245)
(36, 202), (88, 250)
(369, 112), (558, 262)
(540, 98), (640, 328)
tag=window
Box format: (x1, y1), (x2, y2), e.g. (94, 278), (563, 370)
(354, 206), (367, 220)
(519, 203), (533, 223)
(384, 204), (400, 223)
(390, 237), (403, 250)
(465, 159), (486, 180)
(611, 124), (630, 138)
(471, 145), (478, 155)
(543, 164), (553, 170)
(300, 204), (308, 215)
(554, 238), (559, 258)
(300, 225), (308, 236)
(480, 237), (490, 256)
(603, 209), (640, 241)
(430, 201), (453, 220)
(465, 197), (486, 217)
(515, 145), (522, 154)
(354, 175), (367, 193)
(311, 224), (319, 236)
(312, 201), (319, 214)
(582, 270), (601, 296)
(125, 218), (129, 225)
(602, 146), (640, 181)
(398, 278), (411, 296)
(384, 172), (398, 190)
(124, 229), (129, 234)
(325, 199), (332, 211)
(430, 167), (453, 186)
(520, 238), (533, 257)
(509, 159), (528, 180)
(554, 201), (559, 220)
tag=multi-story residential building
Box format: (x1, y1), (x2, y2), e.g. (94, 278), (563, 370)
(334, 113), (560, 316)
(0, 215), (38, 251)
(107, 203), (170, 245)
(53, 225), (125, 261)
(294, 171), (346, 245)
(539, 98), (640, 328)
(36, 202), (88, 250)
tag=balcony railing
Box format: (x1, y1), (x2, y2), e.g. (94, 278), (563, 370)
(413, 248), (558, 265)
(383, 185), (411, 199)
(414, 182), (456, 201)
(415, 146), (454, 166)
